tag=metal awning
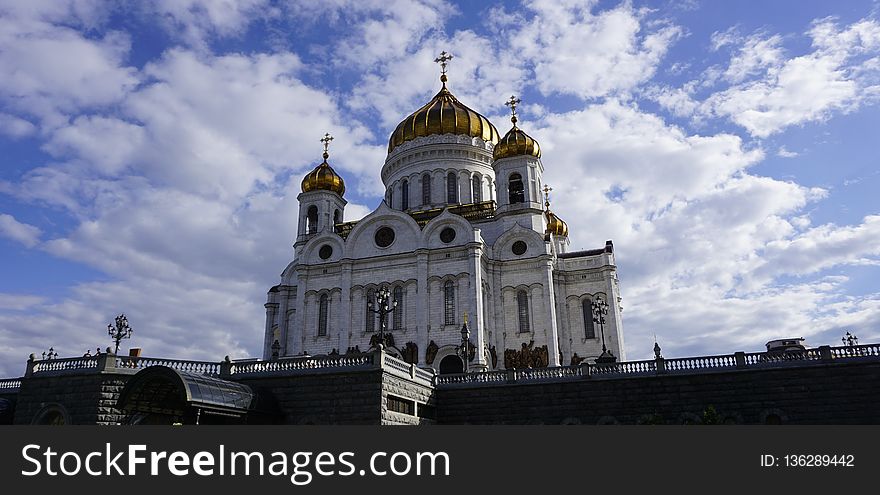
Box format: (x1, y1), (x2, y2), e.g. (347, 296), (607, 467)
(118, 366), (254, 417)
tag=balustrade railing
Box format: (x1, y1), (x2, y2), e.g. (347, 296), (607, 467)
(115, 356), (221, 376)
(31, 356), (99, 373)
(830, 343), (880, 358)
(230, 353), (375, 375)
(14, 343), (880, 385)
(435, 343), (880, 387)
(666, 355), (737, 371)
(0, 378), (21, 390)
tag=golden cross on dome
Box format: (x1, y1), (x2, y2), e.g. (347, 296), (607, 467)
(543, 184), (553, 210)
(505, 95), (521, 126)
(434, 51), (453, 85)
(320, 132), (333, 160)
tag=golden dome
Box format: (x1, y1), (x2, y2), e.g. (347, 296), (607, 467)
(387, 82), (500, 154)
(494, 125), (541, 161)
(301, 152), (345, 196)
(494, 96), (541, 160)
(545, 210), (568, 237)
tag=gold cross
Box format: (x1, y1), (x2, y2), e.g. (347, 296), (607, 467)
(434, 51), (453, 74)
(543, 184), (553, 210)
(505, 95), (521, 126)
(320, 132), (333, 159)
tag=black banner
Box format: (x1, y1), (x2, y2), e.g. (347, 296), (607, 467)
(1, 426), (875, 492)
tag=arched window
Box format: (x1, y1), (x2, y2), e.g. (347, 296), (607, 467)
(401, 180), (409, 210)
(318, 294), (329, 336)
(393, 286), (403, 330)
(447, 172), (458, 204)
(422, 173), (431, 206)
(334, 209), (341, 225)
(472, 175), (482, 203)
(582, 298), (596, 339)
(509, 173), (524, 204)
(387, 188), (393, 207)
(517, 290), (530, 333)
(365, 289), (375, 333)
(307, 205), (318, 234)
(444, 280), (455, 325)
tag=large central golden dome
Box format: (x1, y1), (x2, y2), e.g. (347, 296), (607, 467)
(387, 82), (500, 154)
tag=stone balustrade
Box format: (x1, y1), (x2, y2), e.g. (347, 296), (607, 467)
(6, 343), (880, 389)
(0, 378), (21, 390)
(435, 343), (880, 387)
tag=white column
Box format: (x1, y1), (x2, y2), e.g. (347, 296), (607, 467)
(416, 251), (429, 364)
(263, 302), (278, 359)
(543, 259), (561, 366)
(338, 261), (352, 353)
(469, 247), (487, 370)
(289, 273), (306, 355)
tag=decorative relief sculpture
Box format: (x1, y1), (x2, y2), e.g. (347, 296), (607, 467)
(402, 342), (418, 364)
(467, 340), (476, 362)
(425, 340), (439, 365)
(503, 341), (549, 369)
(570, 353), (585, 366)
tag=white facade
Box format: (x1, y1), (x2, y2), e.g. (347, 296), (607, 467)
(264, 132), (626, 372)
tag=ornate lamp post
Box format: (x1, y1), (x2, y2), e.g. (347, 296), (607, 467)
(592, 297), (617, 364)
(367, 286), (398, 349)
(842, 331), (859, 347)
(457, 314), (471, 373)
(107, 314), (132, 355)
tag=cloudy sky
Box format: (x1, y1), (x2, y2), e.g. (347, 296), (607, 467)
(1, 0), (879, 376)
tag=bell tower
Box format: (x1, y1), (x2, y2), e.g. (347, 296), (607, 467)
(296, 133), (347, 246)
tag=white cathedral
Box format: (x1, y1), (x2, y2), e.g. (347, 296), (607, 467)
(262, 54), (626, 373)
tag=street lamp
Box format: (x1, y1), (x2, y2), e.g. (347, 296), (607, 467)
(107, 314), (133, 355)
(367, 286), (398, 349)
(457, 313), (470, 373)
(842, 331), (859, 347)
(591, 297), (617, 364)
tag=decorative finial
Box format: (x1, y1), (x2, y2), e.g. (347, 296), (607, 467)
(463, 311), (469, 324)
(543, 184), (553, 211)
(320, 133), (334, 161)
(434, 51), (453, 86)
(505, 95), (521, 127)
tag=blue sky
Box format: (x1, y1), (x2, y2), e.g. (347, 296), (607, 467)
(1, 0), (879, 376)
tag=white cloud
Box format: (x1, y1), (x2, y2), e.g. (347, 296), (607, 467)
(0, 112), (36, 139)
(723, 33), (785, 83)
(0, 9), (138, 127)
(510, 1), (683, 99)
(0, 214), (42, 247)
(0, 294), (45, 311)
(777, 146), (798, 158)
(143, 0), (274, 48)
(701, 17), (880, 137)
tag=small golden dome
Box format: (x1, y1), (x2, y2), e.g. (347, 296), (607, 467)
(301, 153), (345, 196)
(494, 95), (541, 161)
(545, 210), (568, 237)
(388, 84), (500, 154)
(494, 126), (541, 161)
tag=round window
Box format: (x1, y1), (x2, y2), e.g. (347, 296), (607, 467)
(318, 245), (333, 260)
(374, 227), (396, 248)
(440, 227), (456, 244)
(511, 241), (527, 255)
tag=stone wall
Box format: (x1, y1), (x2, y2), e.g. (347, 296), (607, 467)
(13, 372), (132, 425)
(381, 372), (436, 425)
(435, 360), (880, 424)
(234, 369), (385, 425)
